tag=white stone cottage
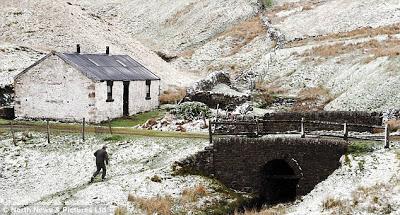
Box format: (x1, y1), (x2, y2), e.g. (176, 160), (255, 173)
(14, 46), (160, 123)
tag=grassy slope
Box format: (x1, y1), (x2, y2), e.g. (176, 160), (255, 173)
(103, 110), (166, 127)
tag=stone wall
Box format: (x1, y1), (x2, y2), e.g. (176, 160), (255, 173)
(176, 136), (347, 198)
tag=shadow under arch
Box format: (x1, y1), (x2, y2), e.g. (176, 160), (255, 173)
(261, 159), (300, 204)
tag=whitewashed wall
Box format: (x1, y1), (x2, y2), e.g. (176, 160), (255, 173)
(95, 80), (160, 122)
(94, 81), (124, 121)
(14, 55), (96, 122)
(129, 80), (160, 114)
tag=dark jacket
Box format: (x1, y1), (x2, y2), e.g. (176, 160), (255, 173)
(94, 149), (109, 165)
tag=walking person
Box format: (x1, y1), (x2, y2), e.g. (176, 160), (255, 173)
(90, 145), (109, 182)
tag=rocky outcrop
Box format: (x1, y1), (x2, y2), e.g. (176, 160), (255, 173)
(186, 72), (250, 110)
(187, 71), (231, 94)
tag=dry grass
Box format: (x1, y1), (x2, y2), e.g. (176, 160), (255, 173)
(254, 81), (287, 108)
(386, 119), (400, 132)
(301, 42), (350, 58)
(266, 0), (320, 19)
(181, 184), (208, 202)
(395, 150), (400, 160)
(289, 23), (400, 47)
(236, 204), (286, 215)
(322, 197), (345, 210)
(302, 4), (314, 11)
(179, 49), (195, 59)
(255, 81), (287, 94)
(291, 86), (334, 112)
(159, 87), (187, 104)
(114, 206), (127, 215)
(298, 39), (400, 62)
(218, 15), (266, 55)
(321, 181), (397, 214)
(128, 194), (172, 215)
(297, 86), (331, 100)
(164, 1), (197, 26)
(351, 184), (390, 212)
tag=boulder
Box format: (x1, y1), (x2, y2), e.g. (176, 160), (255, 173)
(233, 102), (253, 115)
(188, 91), (250, 111)
(142, 118), (157, 129)
(176, 125), (186, 132)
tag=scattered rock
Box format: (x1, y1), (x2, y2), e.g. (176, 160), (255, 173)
(142, 118), (157, 129)
(150, 175), (162, 183)
(176, 125), (187, 132)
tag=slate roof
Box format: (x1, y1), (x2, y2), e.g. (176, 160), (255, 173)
(57, 53), (160, 81)
(16, 51), (160, 81)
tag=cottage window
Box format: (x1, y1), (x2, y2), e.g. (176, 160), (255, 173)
(145, 80), (151, 100)
(106, 81), (114, 102)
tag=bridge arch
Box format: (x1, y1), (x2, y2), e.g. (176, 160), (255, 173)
(261, 159), (300, 204)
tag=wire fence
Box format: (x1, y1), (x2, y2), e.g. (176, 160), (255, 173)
(0, 117), (207, 145)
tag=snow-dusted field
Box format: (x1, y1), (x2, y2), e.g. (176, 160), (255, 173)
(281, 143), (400, 215)
(0, 131), (228, 214)
(2, 130), (400, 214)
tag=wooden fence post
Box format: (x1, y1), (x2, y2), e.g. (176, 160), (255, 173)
(108, 117), (113, 135)
(10, 121), (16, 146)
(46, 119), (50, 144)
(82, 118), (85, 142)
(301, 118), (305, 138)
(343, 123), (348, 141)
(255, 119), (259, 136)
(208, 119), (213, 144)
(216, 104), (219, 121)
(384, 124), (390, 148)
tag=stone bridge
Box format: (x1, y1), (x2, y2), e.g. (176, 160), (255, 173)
(175, 136), (347, 203)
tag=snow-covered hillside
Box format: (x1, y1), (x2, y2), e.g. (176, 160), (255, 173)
(2, 0), (400, 111)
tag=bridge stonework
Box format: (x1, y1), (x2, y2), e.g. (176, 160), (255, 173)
(176, 137), (347, 200)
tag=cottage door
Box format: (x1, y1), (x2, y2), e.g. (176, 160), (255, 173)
(123, 81), (130, 116)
